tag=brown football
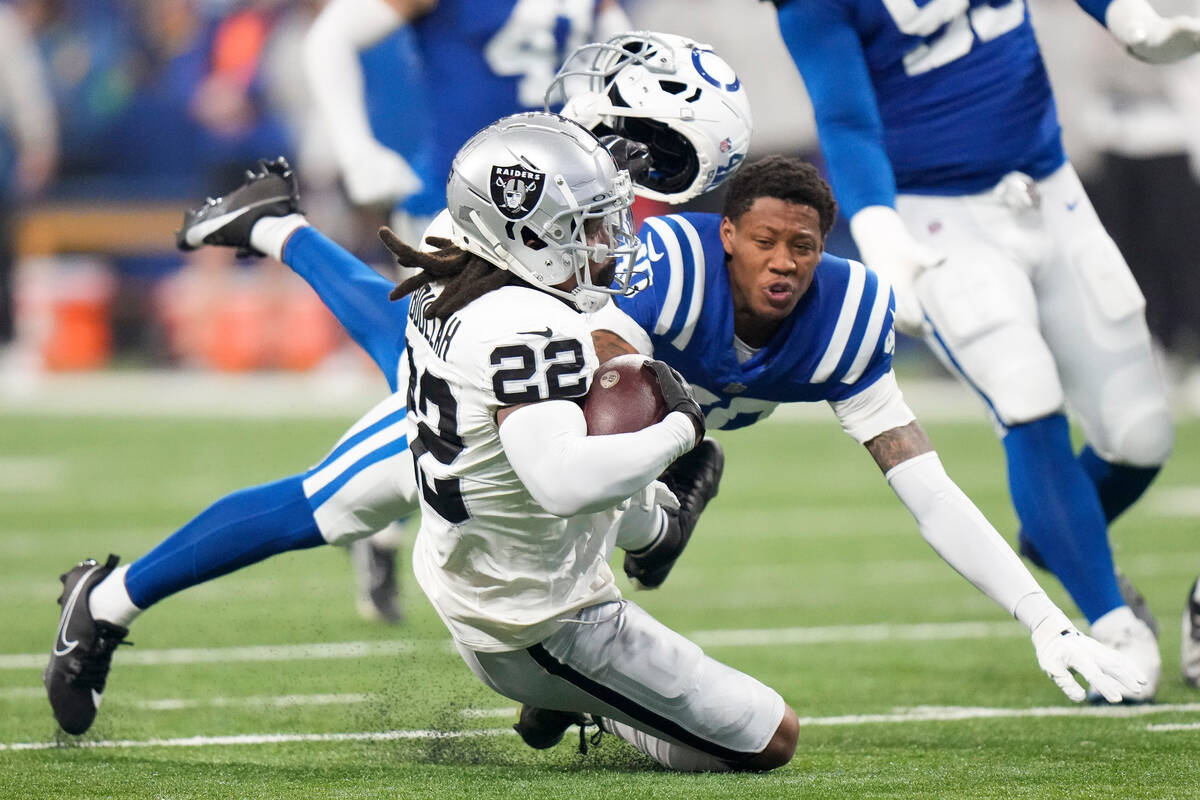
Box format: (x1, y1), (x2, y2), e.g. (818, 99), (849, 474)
(583, 354), (668, 435)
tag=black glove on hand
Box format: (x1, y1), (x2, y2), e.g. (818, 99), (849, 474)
(643, 359), (705, 445)
(599, 135), (652, 184)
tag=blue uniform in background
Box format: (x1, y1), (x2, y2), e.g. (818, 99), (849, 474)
(400, 0), (609, 217)
(776, 0), (1075, 217)
(773, 0), (1171, 636)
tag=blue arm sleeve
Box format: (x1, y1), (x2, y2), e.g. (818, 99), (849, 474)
(776, 0), (897, 218)
(1074, 0), (1114, 25)
(282, 227), (408, 390)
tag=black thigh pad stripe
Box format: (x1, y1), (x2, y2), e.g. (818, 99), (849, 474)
(525, 643), (753, 763)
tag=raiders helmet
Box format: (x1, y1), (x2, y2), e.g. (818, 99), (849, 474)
(445, 112), (642, 313)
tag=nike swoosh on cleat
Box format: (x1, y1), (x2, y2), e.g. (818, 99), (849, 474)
(92, 689), (104, 709)
(53, 564), (102, 657)
(183, 196), (290, 247)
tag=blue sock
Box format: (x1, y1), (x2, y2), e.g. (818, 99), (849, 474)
(1003, 415), (1123, 623)
(1078, 445), (1160, 524)
(125, 475), (324, 609)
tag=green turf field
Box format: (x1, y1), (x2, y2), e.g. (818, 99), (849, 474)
(2, 408), (1199, 798)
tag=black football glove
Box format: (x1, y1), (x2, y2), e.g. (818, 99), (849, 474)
(599, 135), (652, 185)
(643, 359), (705, 445)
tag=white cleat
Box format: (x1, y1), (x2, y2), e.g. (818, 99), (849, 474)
(1182, 576), (1200, 689)
(1088, 605), (1161, 704)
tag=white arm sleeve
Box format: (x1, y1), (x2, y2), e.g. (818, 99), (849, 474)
(303, 0), (422, 205)
(586, 302), (654, 356)
(829, 371), (916, 444)
(886, 451), (1051, 626)
(499, 400), (694, 517)
(0, 7), (57, 155)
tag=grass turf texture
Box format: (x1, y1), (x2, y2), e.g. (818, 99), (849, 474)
(2, 411), (1199, 798)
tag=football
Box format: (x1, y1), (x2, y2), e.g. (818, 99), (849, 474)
(583, 354), (668, 435)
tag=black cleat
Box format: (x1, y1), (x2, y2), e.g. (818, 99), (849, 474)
(1182, 576), (1200, 688)
(513, 704), (587, 750)
(624, 437), (724, 589)
(44, 555), (131, 735)
(176, 157), (300, 255)
(351, 538), (403, 624)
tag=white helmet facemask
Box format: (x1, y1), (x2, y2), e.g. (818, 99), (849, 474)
(547, 31), (754, 204)
(445, 112), (643, 313)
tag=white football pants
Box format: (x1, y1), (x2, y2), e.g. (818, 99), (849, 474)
(898, 163), (1172, 467)
(458, 599), (785, 771)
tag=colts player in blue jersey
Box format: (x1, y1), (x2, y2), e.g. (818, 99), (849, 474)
(772, 0), (1200, 701)
(585, 155), (1144, 712)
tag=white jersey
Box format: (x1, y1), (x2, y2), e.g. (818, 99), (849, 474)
(406, 280), (621, 652)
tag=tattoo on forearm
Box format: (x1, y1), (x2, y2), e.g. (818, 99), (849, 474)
(591, 329), (637, 363)
(865, 421), (934, 474)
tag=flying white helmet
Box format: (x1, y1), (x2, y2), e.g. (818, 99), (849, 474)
(445, 112), (642, 313)
(547, 31), (754, 204)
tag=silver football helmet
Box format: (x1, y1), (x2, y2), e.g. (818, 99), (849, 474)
(547, 31), (754, 204)
(445, 112), (642, 313)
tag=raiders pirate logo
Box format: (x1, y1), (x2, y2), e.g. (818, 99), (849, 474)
(490, 164), (546, 220)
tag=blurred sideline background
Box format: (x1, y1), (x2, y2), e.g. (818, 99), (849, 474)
(1, 0), (1198, 419)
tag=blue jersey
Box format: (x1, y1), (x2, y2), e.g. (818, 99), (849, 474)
(402, 0), (608, 216)
(614, 214), (896, 430)
(774, 0), (1106, 216)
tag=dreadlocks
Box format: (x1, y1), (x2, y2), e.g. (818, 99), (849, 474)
(382, 227), (520, 320)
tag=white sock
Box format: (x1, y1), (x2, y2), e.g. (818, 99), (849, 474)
(598, 717), (730, 772)
(87, 565), (143, 628)
(250, 213), (309, 261)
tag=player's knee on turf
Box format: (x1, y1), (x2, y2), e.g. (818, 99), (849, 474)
(734, 704), (798, 772)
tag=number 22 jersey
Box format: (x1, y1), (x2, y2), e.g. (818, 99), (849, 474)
(405, 280), (621, 653)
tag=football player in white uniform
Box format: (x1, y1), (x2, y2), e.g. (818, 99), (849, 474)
(304, 0), (634, 622)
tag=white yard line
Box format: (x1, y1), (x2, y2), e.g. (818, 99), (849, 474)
(0, 640), (413, 670)
(793, 703), (1200, 726)
(135, 693), (370, 711)
(1146, 486), (1200, 517)
(5, 704), (1199, 751)
(0, 621), (1035, 671)
(0, 457), (65, 491)
(0, 727), (511, 752)
(687, 620), (1026, 648)
(1146, 722), (1200, 732)
(0, 687), (370, 710)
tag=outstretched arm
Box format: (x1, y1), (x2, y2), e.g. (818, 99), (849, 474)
(303, 0), (432, 206)
(832, 374), (1146, 702)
